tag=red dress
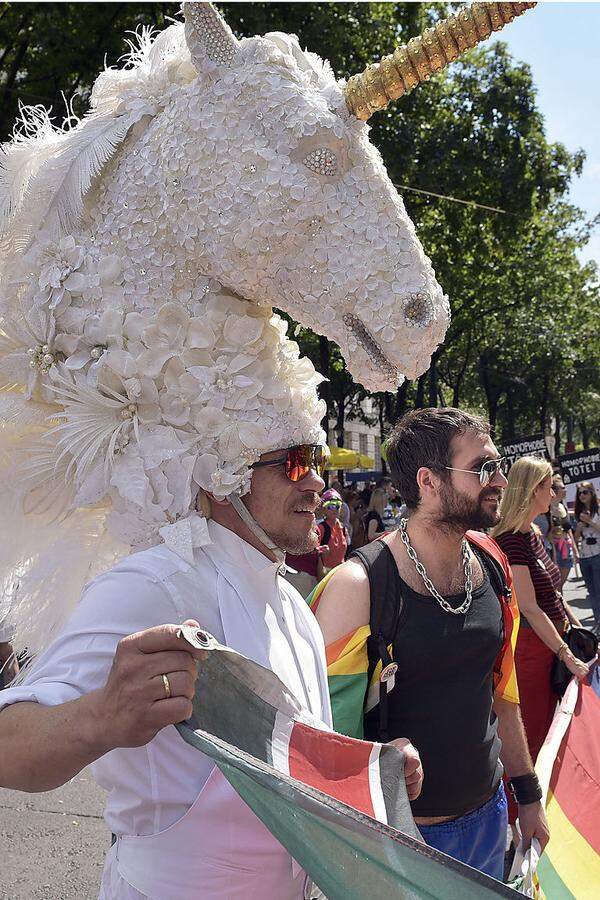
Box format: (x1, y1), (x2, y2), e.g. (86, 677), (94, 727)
(495, 529), (567, 822)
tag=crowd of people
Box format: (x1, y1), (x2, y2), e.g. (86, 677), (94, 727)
(2, 404), (598, 895)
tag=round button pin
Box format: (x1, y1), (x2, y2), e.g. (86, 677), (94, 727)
(380, 662), (398, 683)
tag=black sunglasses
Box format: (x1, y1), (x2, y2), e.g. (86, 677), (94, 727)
(250, 444), (329, 482)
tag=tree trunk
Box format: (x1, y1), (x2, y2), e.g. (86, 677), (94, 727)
(395, 381), (408, 421)
(505, 390), (516, 441)
(478, 354), (499, 437)
(414, 373), (427, 409)
(318, 336), (330, 443)
(452, 382), (460, 408)
(428, 353), (439, 408)
(554, 416), (561, 458)
(539, 371), (550, 436)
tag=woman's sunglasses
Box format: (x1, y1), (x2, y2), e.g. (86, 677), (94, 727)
(578, 489), (591, 495)
(251, 444), (330, 482)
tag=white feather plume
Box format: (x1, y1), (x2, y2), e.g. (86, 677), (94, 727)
(3, 112), (136, 254)
(0, 22), (192, 261)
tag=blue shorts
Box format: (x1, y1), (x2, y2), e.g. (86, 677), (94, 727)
(418, 783), (507, 880)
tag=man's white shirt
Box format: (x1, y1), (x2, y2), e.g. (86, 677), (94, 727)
(0, 521), (332, 898)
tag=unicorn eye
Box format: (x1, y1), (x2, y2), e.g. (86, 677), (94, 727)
(302, 147), (339, 177)
(292, 131), (347, 179)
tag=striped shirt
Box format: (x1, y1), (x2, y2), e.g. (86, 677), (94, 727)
(495, 529), (566, 625)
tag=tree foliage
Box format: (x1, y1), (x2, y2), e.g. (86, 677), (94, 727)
(1, 1), (598, 449)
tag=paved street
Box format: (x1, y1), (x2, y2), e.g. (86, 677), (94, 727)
(0, 767), (107, 899)
(0, 573), (594, 899)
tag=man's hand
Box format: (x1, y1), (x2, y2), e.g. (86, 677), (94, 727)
(88, 619), (207, 753)
(518, 800), (549, 853)
(390, 737), (423, 801)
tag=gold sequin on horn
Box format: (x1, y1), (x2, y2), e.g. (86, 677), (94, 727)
(344, 2), (537, 121)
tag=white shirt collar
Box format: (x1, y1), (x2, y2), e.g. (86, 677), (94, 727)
(204, 519), (281, 577)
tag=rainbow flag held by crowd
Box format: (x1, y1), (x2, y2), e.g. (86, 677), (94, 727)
(176, 625), (520, 899)
(536, 665), (600, 899)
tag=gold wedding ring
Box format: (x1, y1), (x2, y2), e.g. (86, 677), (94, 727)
(161, 673), (172, 700)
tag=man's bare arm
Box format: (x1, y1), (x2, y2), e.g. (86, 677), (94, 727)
(0, 621), (205, 793)
(313, 558), (371, 645)
(0, 694), (111, 792)
(494, 697), (549, 851)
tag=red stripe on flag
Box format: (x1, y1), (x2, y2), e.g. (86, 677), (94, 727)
(551, 680), (600, 854)
(288, 722), (377, 819)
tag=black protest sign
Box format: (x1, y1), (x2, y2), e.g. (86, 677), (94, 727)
(559, 448), (600, 485)
(501, 434), (550, 469)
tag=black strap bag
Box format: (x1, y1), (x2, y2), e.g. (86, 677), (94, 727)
(551, 626), (598, 698)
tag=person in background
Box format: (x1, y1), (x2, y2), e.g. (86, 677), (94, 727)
(574, 481), (600, 633)
(317, 489), (349, 572)
(347, 491), (367, 551)
(284, 546), (325, 599)
(330, 479), (352, 538)
(492, 457), (588, 830)
(550, 474), (577, 585)
(364, 486), (387, 542)
(533, 508), (554, 559)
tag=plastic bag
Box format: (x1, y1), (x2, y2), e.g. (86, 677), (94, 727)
(507, 838), (542, 898)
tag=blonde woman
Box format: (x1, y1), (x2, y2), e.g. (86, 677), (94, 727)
(365, 487), (387, 542)
(492, 459), (588, 796)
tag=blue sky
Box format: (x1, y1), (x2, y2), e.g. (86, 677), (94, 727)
(490, 1), (600, 266)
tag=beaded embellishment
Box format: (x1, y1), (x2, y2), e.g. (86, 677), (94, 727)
(343, 314), (398, 381)
(403, 291), (434, 328)
(186, 2), (237, 66)
(303, 148), (339, 176)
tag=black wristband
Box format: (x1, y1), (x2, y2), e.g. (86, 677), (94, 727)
(508, 773), (543, 805)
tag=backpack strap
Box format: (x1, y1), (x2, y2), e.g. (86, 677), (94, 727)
(467, 530), (515, 690)
(350, 540), (403, 742)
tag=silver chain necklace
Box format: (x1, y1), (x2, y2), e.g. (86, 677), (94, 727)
(398, 518), (473, 615)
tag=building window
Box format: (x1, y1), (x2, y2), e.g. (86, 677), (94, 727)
(359, 433), (368, 456)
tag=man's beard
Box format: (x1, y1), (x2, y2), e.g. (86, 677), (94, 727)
(271, 523), (320, 555)
(438, 481), (501, 532)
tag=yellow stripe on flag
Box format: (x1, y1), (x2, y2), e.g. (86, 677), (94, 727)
(326, 625), (370, 675)
(545, 788), (600, 897)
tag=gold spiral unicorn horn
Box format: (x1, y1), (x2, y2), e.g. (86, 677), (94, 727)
(345, 2), (537, 121)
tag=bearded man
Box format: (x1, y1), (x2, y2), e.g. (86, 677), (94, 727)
(312, 407), (549, 880)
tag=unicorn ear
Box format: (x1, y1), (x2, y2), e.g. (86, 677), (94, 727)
(183, 2), (239, 71)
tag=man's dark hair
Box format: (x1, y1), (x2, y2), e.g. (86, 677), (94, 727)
(386, 407), (490, 510)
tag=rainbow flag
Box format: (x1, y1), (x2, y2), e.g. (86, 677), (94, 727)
(308, 531), (521, 740)
(536, 665), (600, 899)
(176, 625), (520, 899)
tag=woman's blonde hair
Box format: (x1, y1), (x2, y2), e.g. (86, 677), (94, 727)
(368, 487), (387, 516)
(491, 456), (553, 537)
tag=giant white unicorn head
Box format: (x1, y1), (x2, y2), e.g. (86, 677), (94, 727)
(0, 3), (534, 654)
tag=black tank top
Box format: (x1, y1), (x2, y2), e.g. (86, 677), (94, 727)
(363, 549), (503, 817)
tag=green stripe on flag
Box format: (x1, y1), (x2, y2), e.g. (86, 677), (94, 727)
(329, 673), (368, 739)
(538, 855), (576, 900)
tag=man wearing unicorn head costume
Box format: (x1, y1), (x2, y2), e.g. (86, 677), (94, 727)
(0, 3), (536, 897)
